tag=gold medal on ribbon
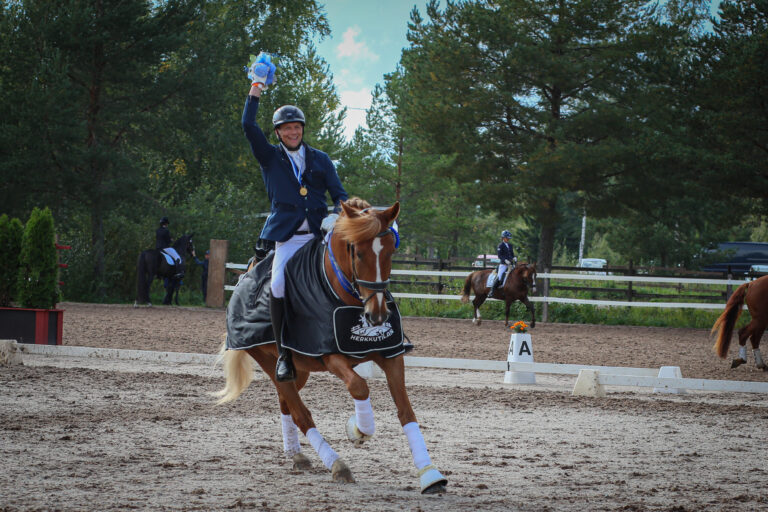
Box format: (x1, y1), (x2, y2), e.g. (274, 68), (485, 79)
(299, 186), (308, 196)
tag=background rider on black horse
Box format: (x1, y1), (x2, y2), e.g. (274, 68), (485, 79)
(242, 53), (348, 382)
(491, 230), (517, 295)
(156, 217), (172, 251)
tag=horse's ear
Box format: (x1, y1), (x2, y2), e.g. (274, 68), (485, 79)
(383, 202), (400, 223)
(341, 200), (362, 218)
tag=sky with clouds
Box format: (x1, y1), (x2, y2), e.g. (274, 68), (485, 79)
(315, 0), (425, 140)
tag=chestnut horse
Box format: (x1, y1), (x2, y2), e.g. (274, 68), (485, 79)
(215, 199), (447, 494)
(461, 263), (537, 327)
(712, 274), (768, 371)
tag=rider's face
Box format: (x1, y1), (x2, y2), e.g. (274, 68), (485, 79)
(276, 122), (304, 150)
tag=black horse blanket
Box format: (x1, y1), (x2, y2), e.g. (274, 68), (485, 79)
(226, 237), (409, 359)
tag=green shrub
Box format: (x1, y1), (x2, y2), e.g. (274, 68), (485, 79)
(16, 207), (59, 309)
(0, 214), (24, 306)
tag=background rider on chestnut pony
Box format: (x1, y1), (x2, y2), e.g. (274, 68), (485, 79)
(491, 230), (517, 295)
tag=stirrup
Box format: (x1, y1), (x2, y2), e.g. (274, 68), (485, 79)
(276, 354), (296, 382)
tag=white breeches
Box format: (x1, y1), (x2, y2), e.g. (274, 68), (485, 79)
(270, 231), (314, 298)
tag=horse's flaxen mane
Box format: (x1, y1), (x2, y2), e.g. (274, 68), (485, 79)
(335, 198), (385, 244)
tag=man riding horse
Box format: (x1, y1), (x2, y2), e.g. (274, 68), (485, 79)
(242, 53), (348, 382)
(491, 230), (517, 294)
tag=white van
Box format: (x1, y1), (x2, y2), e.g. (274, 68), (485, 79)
(472, 254), (500, 268)
(578, 258), (607, 275)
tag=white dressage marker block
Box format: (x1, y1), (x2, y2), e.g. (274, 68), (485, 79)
(354, 360), (384, 379)
(572, 369), (606, 397)
(504, 332), (536, 384)
(653, 366), (685, 394)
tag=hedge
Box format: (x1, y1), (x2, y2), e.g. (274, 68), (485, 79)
(16, 207), (59, 309)
(0, 214), (24, 306)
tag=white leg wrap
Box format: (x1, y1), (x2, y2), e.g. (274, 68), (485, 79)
(281, 414), (301, 456)
(354, 398), (375, 436)
(306, 428), (340, 470)
(754, 349), (765, 368)
(403, 422), (432, 470)
(739, 345), (748, 361)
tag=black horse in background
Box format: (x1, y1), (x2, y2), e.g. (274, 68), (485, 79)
(135, 234), (195, 306)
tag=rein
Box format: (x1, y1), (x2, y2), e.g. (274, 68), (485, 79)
(327, 228), (395, 305)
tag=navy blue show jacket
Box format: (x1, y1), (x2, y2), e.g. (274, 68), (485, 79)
(497, 242), (515, 263)
(242, 95), (348, 243)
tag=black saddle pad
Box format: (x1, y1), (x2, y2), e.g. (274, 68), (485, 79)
(225, 237), (408, 358)
(225, 252), (275, 350)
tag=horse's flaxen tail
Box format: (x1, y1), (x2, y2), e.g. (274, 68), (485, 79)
(461, 273), (473, 303)
(213, 341), (254, 404)
(712, 282), (749, 359)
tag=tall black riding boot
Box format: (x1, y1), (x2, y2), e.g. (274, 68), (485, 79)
(271, 295), (296, 382)
(490, 278), (499, 297)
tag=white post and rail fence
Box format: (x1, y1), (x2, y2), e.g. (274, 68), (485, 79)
(185, 242), (768, 397)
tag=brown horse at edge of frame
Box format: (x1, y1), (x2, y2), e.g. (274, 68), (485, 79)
(712, 274), (768, 371)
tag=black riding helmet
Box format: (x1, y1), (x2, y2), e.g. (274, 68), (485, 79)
(160, 216), (169, 226)
(272, 105), (306, 128)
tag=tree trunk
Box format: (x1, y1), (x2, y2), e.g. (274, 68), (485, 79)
(537, 201), (558, 272)
(91, 205), (106, 297)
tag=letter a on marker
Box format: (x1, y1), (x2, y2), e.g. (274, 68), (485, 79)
(519, 340), (532, 356)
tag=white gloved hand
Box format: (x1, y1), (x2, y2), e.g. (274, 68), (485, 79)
(513, 257), (518, 264)
(245, 52), (276, 89)
(505, 259), (511, 265)
(321, 213), (339, 234)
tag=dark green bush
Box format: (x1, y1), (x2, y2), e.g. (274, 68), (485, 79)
(16, 207), (59, 309)
(0, 214), (24, 306)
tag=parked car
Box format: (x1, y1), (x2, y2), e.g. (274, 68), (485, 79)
(700, 242), (768, 276)
(579, 258), (607, 269)
(472, 254), (501, 268)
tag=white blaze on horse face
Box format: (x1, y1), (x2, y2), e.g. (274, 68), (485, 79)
(372, 237), (385, 308)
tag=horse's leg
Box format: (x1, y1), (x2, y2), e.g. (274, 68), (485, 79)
(472, 294), (487, 326)
(252, 348), (352, 480)
(322, 354), (376, 444)
(748, 324), (766, 370)
(522, 297), (536, 328)
(377, 355), (447, 494)
(504, 299), (512, 327)
(733, 324), (752, 368)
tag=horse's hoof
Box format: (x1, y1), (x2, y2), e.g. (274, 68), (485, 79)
(346, 416), (373, 446)
(292, 452), (312, 471)
(419, 465), (447, 494)
(331, 459), (355, 483)
(731, 358), (746, 369)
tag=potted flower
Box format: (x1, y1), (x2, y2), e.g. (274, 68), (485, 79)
(510, 321), (528, 333)
(0, 207), (64, 345)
